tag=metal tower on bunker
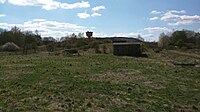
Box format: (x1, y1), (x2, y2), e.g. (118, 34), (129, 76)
(86, 31), (93, 46)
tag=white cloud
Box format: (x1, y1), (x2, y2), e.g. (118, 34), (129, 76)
(1, 0), (105, 18)
(161, 11), (181, 21)
(0, 19), (88, 38)
(77, 12), (103, 19)
(42, 2), (60, 10)
(81, 5), (106, 19)
(168, 10), (186, 14)
(112, 32), (141, 37)
(150, 10), (162, 14)
(0, 0), (6, 3)
(93, 32), (141, 38)
(92, 5), (106, 12)
(60, 1), (90, 10)
(158, 10), (200, 26)
(144, 27), (171, 32)
(150, 17), (159, 21)
(167, 20), (198, 26)
(142, 34), (157, 42)
(91, 12), (102, 17)
(169, 15), (200, 26)
(77, 12), (90, 19)
(2, 0), (90, 10)
(0, 14), (6, 17)
(142, 34), (154, 38)
(150, 10), (200, 26)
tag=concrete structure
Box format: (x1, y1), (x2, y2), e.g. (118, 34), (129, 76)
(113, 42), (142, 56)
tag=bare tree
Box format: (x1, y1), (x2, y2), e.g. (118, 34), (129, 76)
(158, 33), (171, 49)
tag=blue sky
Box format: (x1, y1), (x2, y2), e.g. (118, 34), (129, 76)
(0, 0), (200, 41)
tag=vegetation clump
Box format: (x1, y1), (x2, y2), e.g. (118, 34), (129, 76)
(1, 42), (20, 52)
(158, 30), (200, 50)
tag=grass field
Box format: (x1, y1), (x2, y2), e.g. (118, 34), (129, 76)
(0, 50), (200, 111)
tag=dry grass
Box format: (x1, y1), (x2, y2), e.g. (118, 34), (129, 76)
(0, 71), (33, 79)
(89, 69), (144, 84)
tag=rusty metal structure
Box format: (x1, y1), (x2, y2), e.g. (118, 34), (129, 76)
(86, 31), (93, 42)
(86, 31), (93, 47)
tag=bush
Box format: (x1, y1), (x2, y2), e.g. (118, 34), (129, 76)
(46, 42), (55, 53)
(94, 45), (101, 53)
(1, 42), (20, 52)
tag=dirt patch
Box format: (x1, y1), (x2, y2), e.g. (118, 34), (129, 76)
(89, 69), (145, 84)
(47, 102), (66, 111)
(143, 81), (167, 90)
(111, 96), (129, 106)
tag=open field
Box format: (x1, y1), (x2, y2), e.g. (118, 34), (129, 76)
(0, 50), (200, 111)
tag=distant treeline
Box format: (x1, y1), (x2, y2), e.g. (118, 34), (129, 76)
(158, 30), (200, 49)
(1, 26), (199, 54)
(0, 26), (113, 54)
(0, 26), (42, 54)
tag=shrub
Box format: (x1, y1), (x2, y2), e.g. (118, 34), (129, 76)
(102, 45), (107, 53)
(46, 42), (55, 53)
(1, 42), (20, 52)
(94, 45), (101, 53)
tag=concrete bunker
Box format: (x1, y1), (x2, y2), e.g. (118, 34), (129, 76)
(113, 42), (142, 57)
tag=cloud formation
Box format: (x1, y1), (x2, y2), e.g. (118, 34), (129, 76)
(1, 0), (90, 10)
(164, 10), (200, 26)
(160, 10), (186, 21)
(60, 1), (90, 10)
(144, 27), (171, 32)
(0, 0), (6, 3)
(77, 12), (90, 19)
(77, 5), (106, 19)
(150, 10), (162, 15)
(0, 19), (88, 37)
(0, 14), (6, 17)
(150, 10), (200, 26)
(92, 5), (106, 12)
(1, 0), (105, 19)
(91, 12), (101, 17)
(150, 17), (159, 21)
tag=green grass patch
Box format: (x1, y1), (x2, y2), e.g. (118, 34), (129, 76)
(0, 51), (200, 111)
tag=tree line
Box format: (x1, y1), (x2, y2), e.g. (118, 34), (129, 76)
(2, 26), (199, 54)
(0, 26), (42, 54)
(0, 26), (110, 54)
(158, 30), (200, 49)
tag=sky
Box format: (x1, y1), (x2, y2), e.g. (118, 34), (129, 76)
(0, 0), (200, 41)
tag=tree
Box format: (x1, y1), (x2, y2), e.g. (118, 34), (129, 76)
(22, 31), (39, 54)
(70, 33), (77, 38)
(77, 33), (84, 38)
(158, 33), (171, 49)
(35, 29), (40, 36)
(46, 42), (55, 54)
(11, 26), (21, 34)
(171, 30), (187, 48)
(0, 27), (42, 54)
(0, 26), (25, 47)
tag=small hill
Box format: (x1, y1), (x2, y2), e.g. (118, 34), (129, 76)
(95, 37), (143, 43)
